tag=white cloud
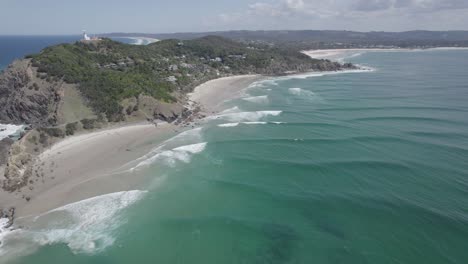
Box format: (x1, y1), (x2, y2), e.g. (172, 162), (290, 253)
(215, 0), (468, 31)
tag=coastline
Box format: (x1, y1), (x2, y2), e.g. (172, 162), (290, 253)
(123, 37), (159, 45)
(0, 62), (377, 260)
(188, 75), (264, 113)
(303, 47), (468, 59)
(0, 75), (262, 221)
(0, 123), (176, 218)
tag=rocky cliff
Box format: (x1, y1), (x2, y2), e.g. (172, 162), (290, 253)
(0, 59), (63, 126)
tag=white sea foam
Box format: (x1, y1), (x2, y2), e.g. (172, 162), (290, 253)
(146, 127), (203, 156)
(217, 121), (284, 127)
(248, 79), (278, 89)
(132, 142), (207, 170)
(288, 87), (321, 97)
(242, 95), (269, 104)
(167, 127), (202, 144)
(262, 68), (375, 86)
(218, 123), (240, 127)
(287, 68), (372, 80)
(243, 122), (268, 125)
(210, 111), (282, 122)
(219, 106), (241, 114)
(0, 124), (24, 140)
(0, 218), (11, 242)
(0, 191), (146, 261)
(117, 127), (205, 172)
(125, 37), (159, 45)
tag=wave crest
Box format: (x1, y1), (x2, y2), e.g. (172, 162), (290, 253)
(217, 121), (285, 128)
(0, 191), (146, 261)
(242, 95), (269, 104)
(132, 142), (207, 170)
(211, 111), (282, 122)
(0, 124), (24, 140)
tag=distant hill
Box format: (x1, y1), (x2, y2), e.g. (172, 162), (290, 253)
(103, 30), (468, 49)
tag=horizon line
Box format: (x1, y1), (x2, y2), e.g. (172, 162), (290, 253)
(1, 29), (468, 37)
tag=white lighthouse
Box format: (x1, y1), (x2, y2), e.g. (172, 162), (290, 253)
(82, 30), (91, 41)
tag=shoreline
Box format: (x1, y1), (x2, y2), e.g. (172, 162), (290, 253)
(188, 75), (265, 113)
(0, 66), (374, 259)
(0, 74), (262, 222)
(123, 37), (159, 45)
(0, 123), (176, 219)
(303, 47), (468, 59)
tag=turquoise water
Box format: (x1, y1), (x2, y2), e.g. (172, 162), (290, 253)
(5, 50), (468, 263)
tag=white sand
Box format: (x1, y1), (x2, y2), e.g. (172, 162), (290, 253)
(0, 123), (176, 218)
(189, 75), (264, 113)
(126, 37), (159, 45)
(303, 47), (468, 60)
(0, 75), (263, 218)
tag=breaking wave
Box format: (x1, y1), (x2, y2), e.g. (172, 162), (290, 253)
(0, 124), (24, 140)
(263, 68), (375, 85)
(217, 122), (285, 128)
(288, 88), (325, 101)
(288, 88), (315, 96)
(248, 79), (278, 89)
(0, 190), (146, 262)
(132, 142), (207, 170)
(242, 95), (269, 104)
(218, 123), (240, 127)
(219, 106), (241, 114)
(209, 111), (282, 122)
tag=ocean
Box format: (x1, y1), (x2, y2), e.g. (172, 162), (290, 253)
(1, 38), (468, 263)
(0, 35), (150, 71)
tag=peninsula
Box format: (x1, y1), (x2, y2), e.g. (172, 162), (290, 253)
(0, 36), (355, 223)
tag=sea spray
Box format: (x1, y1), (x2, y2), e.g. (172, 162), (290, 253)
(248, 79), (278, 89)
(288, 88), (315, 96)
(132, 142), (207, 170)
(209, 111), (282, 122)
(242, 95), (269, 104)
(218, 123), (240, 128)
(217, 121), (285, 128)
(219, 106), (241, 114)
(0, 191), (146, 261)
(0, 124), (24, 140)
(266, 68), (375, 85)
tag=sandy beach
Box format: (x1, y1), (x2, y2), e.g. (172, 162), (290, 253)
(189, 75), (264, 113)
(0, 123), (176, 218)
(303, 47), (468, 60)
(126, 37), (159, 45)
(0, 75), (261, 220)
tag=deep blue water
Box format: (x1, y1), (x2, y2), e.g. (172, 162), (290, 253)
(0, 35), (81, 70)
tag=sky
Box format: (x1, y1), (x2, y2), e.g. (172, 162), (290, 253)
(1, 0), (467, 35)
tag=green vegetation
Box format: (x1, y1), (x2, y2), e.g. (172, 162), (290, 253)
(31, 36), (339, 120)
(65, 122), (78, 136)
(39, 127), (65, 138)
(80, 118), (99, 130)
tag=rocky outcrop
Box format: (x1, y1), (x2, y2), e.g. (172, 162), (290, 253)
(0, 207), (15, 229)
(0, 138), (14, 167)
(0, 60), (63, 127)
(2, 138), (34, 191)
